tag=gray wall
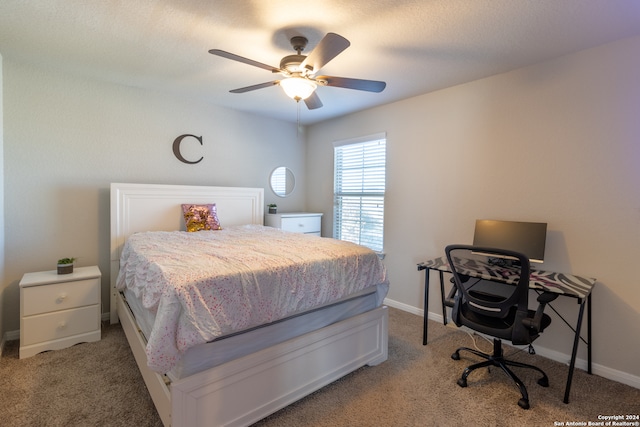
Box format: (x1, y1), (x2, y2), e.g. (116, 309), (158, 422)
(1, 60), (305, 333)
(0, 53), (4, 344)
(306, 35), (640, 385)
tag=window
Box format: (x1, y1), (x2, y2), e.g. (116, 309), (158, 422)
(333, 133), (386, 252)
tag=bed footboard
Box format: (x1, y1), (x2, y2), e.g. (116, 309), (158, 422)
(117, 292), (388, 427)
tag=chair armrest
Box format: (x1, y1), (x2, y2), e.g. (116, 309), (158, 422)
(537, 292), (558, 304)
(522, 292), (558, 332)
(444, 278), (457, 307)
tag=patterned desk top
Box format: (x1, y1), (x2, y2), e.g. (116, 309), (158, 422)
(418, 256), (596, 299)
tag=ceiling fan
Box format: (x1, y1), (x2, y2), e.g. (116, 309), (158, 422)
(208, 33), (386, 110)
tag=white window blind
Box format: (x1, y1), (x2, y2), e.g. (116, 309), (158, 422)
(333, 134), (386, 252)
(270, 167), (286, 196)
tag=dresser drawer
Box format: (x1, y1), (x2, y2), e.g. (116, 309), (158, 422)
(21, 305), (100, 346)
(280, 215), (321, 233)
(22, 278), (100, 316)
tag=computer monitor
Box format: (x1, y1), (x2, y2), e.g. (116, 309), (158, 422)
(472, 219), (547, 263)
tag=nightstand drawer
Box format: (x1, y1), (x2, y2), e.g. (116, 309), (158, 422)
(22, 278), (100, 316)
(21, 305), (100, 346)
(281, 216), (321, 233)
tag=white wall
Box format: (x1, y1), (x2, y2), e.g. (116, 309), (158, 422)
(1, 60), (305, 332)
(306, 36), (640, 384)
(0, 53), (5, 347)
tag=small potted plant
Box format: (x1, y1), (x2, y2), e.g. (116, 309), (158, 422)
(268, 203), (277, 214)
(57, 257), (76, 275)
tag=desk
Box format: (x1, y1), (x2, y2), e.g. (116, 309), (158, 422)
(417, 256), (596, 404)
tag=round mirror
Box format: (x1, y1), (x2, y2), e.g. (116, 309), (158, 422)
(270, 167), (296, 197)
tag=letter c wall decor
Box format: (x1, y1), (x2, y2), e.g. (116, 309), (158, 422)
(173, 134), (204, 164)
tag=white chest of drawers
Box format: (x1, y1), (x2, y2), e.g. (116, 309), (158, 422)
(265, 212), (323, 236)
(19, 265), (102, 358)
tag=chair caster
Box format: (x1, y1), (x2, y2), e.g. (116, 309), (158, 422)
(457, 378), (467, 388)
(451, 352), (460, 360)
(518, 398), (530, 410)
(537, 377), (549, 387)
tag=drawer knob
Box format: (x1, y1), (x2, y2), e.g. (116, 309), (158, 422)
(56, 293), (68, 303)
(57, 321), (67, 329)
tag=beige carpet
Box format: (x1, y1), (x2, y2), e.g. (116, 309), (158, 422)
(1, 308), (638, 426)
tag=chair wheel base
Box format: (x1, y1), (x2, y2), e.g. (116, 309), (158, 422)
(457, 378), (467, 388)
(537, 377), (549, 387)
(451, 352), (460, 360)
(518, 398), (530, 409)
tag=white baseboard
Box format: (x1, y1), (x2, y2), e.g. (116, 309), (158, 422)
(383, 298), (422, 316)
(383, 298), (640, 390)
(532, 345), (640, 390)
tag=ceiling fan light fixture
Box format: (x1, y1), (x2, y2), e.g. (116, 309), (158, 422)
(210, 32), (385, 110)
(280, 77), (317, 101)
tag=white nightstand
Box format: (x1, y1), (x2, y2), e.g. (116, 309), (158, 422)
(265, 212), (323, 236)
(19, 265), (102, 359)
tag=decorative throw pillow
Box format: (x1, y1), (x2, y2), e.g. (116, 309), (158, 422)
(181, 204), (222, 232)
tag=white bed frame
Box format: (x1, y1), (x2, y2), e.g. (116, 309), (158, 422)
(110, 183), (388, 427)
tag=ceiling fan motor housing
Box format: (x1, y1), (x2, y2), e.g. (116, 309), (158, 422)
(209, 32), (384, 110)
(280, 54), (308, 74)
(280, 36), (311, 74)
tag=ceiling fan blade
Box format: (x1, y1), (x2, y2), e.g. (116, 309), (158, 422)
(316, 76), (386, 93)
(229, 81), (279, 93)
(208, 49), (280, 73)
(300, 33), (350, 74)
(304, 92), (323, 110)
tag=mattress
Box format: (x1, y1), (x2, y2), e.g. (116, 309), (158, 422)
(116, 225), (389, 373)
(123, 284), (386, 380)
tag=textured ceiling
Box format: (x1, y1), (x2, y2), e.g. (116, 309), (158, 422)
(1, 0), (639, 124)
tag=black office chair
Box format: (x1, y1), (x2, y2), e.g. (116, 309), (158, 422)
(445, 244), (557, 409)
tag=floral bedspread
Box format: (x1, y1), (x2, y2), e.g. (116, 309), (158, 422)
(116, 225), (388, 373)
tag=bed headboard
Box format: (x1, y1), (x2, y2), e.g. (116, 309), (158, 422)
(109, 182), (264, 323)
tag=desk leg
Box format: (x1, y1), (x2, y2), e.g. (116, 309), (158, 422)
(439, 271), (447, 326)
(587, 293), (592, 375)
(423, 268), (430, 345)
(564, 298), (586, 404)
